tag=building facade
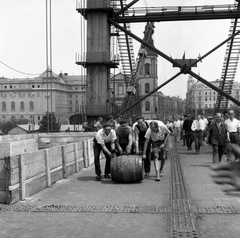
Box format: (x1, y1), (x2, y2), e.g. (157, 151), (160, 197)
(157, 91), (185, 121)
(185, 76), (240, 118)
(0, 69), (86, 124)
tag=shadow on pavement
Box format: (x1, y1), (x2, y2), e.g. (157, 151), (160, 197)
(77, 176), (95, 181)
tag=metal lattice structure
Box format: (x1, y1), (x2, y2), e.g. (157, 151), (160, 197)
(216, 1), (240, 111)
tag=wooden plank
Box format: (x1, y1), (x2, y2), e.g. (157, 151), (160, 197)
(25, 175), (46, 198)
(66, 164), (75, 177)
(64, 151), (75, 164)
(24, 160), (45, 180)
(44, 149), (51, 187)
(0, 178), (6, 190)
(83, 140), (88, 168)
(8, 168), (19, 186)
(9, 155), (19, 169)
(61, 146), (67, 178)
(48, 155), (63, 170)
(0, 160), (5, 177)
(50, 169), (63, 184)
(47, 145), (62, 157)
(6, 188), (19, 204)
(23, 150), (45, 165)
(0, 191), (7, 204)
(64, 143), (75, 153)
(74, 143), (79, 172)
(77, 141), (83, 150)
(18, 155), (26, 201)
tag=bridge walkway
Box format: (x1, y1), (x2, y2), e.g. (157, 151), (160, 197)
(0, 140), (240, 238)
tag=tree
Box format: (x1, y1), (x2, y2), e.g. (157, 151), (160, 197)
(39, 112), (60, 132)
(0, 118), (30, 134)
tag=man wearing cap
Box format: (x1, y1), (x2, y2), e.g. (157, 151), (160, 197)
(115, 119), (134, 155)
(133, 116), (151, 176)
(142, 121), (170, 181)
(93, 124), (116, 180)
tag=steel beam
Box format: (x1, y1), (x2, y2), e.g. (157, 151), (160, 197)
(109, 18), (240, 115)
(115, 11), (240, 23)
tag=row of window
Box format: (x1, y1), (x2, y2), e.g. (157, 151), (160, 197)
(0, 92), (40, 97)
(1, 84), (41, 89)
(1, 101), (34, 112)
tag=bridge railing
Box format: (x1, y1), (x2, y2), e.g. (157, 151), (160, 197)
(125, 4), (238, 16)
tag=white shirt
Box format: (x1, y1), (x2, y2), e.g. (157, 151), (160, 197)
(95, 129), (117, 144)
(191, 119), (205, 131)
(173, 120), (181, 128)
(225, 118), (240, 133)
(200, 118), (208, 130)
(145, 126), (170, 141)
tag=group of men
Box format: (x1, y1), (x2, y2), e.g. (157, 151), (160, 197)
(93, 115), (171, 182)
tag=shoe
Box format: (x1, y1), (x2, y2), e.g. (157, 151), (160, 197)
(182, 144), (185, 146)
(104, 174), (111, 179)
(160, 171), (163, 177)
(187, 148), (190, 151)
(95, 175), (101, 181)
(155, 176), (160, 181)
(145, 172), (150, 177)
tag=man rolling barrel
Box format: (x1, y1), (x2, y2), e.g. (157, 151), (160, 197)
(142, 121), (170, 181)
(115, 119), (134, 155)
(133, 116), (151, 176)
(93, 124), (116, 181)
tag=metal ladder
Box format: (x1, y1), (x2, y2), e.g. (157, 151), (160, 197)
(216, 1), (240, 111)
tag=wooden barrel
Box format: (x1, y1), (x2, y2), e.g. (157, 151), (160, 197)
(111, 155), (144, 183)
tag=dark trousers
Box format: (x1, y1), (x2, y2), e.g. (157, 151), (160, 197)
(93, 139), (112, 176)
(139, 142), (151, 173)
(185, 131), (193, 149)
(193, 131), (203, 152)
(228, 132), (239, 160)
(212, 144), (225, 163)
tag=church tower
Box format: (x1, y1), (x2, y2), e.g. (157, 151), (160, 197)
(138, 23), (158, 120)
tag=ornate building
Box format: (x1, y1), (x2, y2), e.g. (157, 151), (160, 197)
(185, 76), (240, 118)
(0, 69), (86, 124)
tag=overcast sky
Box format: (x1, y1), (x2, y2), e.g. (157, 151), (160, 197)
(0, 0), (239, 99)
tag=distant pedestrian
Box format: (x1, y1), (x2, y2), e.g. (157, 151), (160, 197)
(200, 113), (209, 141)
(107, 115), (117, 129)
(173, 117), (181, 143)
(94, 117), (103, 131)
(191, 115), (205, 153)
(93, 124), (116, 180)
(225, 109), (240, 161)
(208, 113), (228, 163)
(181, 115), (187, 146)
(183, 114), (194, 151)
(142, 121), (170, 181)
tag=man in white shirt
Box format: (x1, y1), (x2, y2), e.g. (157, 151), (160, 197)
(191, 115), (205, 153)
(225, 110), (240, 161)
(142, 121), (170, 181)
(200, 113), (209, 141)
(94, 124), (117, 180)
(173, 117), (182, 143)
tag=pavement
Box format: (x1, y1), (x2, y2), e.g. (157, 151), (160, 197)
(0, 139), (240, 238)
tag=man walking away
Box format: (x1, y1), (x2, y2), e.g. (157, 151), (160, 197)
(183, 114), (194, 151)
(208, 113), (228, 163)
(191, 115), (205, 153)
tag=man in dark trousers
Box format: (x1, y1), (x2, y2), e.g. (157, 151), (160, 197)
(93, 124), (116, 180)
(182, 114), (194, 151)
(133, 116), (151, 176)
(115, 119), (134, 155)
(208, 112), (228, 163)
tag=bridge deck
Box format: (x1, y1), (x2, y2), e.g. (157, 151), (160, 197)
(1, 140), (240, 238)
